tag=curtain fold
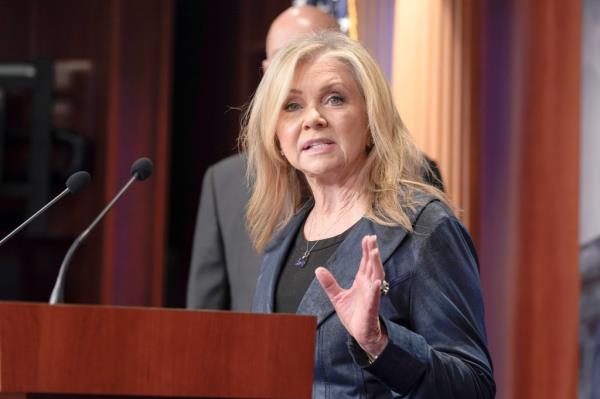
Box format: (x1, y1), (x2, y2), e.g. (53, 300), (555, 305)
(391, 0), (477, 229)
(386, 1), (581, 398)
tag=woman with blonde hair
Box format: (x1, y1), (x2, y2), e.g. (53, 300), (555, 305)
(244, 32), (494, 398)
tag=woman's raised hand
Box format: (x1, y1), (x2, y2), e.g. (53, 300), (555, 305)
(315, 235), (388, 358)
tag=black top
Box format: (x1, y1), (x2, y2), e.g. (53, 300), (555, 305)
(274, 221), (353, 313)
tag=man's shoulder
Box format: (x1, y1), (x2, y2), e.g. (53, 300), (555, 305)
(204, 153), (250, 200)
(209, 153), (247, 178)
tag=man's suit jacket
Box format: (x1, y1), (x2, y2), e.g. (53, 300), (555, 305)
(252, 196), (495, 398)
(186, 154), (260, 311)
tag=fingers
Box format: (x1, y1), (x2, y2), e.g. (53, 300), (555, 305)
(316, 235), (385, 310)
(367, 279), (382, 313)
(360, 235), (375, 278)
(362, 235), (383, 281)
(366, 238), (376, 281)
(356, 236), (369, 278)
(370, 241), (384, 281)
(315, 267), (343, 303)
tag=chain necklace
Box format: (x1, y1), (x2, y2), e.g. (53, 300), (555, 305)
(294, 206), (351, 268)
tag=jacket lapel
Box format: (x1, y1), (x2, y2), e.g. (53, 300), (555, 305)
(252, 203), (312, 312)
(296, 218), (408, 326)
(296, 194), (439, 327)
(254, 193), (438, 322)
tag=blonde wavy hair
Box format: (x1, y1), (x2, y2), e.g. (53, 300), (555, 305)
(240, 32), (445, 251)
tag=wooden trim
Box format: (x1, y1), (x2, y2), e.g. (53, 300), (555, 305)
(0, 302), (316, 398)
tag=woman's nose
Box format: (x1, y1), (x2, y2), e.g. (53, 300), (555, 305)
(303, 107), (327, 130)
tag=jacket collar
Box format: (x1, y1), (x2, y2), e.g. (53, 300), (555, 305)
(296, 217), (409, 326)
(253, 194), (438, 326)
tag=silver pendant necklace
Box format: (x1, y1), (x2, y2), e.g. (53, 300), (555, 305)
(295, 208), (349, 268)
(295, 238), (321, 268)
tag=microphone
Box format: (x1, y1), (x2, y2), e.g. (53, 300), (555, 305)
(0, 171), (91, 247)
(49, 157), (153, 304)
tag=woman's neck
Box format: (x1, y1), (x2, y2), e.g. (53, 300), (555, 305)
(304, 178), (368, 241)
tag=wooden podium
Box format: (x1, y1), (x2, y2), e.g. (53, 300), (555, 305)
(0, 302), (316, 398)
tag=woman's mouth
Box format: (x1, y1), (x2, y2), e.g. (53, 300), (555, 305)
(302, 139), (335, 151)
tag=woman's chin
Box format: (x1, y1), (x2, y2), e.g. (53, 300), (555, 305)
(300, 162), (343, 179)
(299, 158), (366, 184)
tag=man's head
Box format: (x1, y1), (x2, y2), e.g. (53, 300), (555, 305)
(263, 5), (339, 70)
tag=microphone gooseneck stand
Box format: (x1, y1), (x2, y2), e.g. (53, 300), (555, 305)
(0, 171), (91, 248)
(49, 158), (153, 305)
(49, 175), (138, 305)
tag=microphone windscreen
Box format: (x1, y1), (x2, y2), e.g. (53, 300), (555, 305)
(131, 157), (154, 181)
(65, 171), (91, 194)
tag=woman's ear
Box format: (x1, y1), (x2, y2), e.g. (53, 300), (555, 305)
(366, 133), (374, 152)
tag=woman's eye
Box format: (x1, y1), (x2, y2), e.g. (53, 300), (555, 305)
(284, 102), (301, 112)
(326, 95), (344, 105)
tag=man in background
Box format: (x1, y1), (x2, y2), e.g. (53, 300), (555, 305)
(186, 6), (339, 311)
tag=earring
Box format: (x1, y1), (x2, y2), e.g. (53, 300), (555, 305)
(366, 136), (374, 151)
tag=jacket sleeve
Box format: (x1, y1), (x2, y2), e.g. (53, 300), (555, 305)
(348, 216), (495, 398)
(186, 166), (231, 310)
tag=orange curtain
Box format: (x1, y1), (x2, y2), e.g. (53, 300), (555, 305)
(478, 1), (581, 397)
(391, 0), (478, 230)
(388, 1), (581, 398)
(500, 2), (581, 397)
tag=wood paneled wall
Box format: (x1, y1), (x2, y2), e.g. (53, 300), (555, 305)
(100, 0), (172, 306)
(0, 0), (173, 306)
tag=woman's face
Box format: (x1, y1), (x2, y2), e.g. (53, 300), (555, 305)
(276, 56), (369, 184)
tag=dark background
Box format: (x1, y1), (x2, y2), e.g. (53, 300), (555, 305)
(166, 0), (289, 307)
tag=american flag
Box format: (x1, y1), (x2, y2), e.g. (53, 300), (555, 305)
(292, 0), (357, 39)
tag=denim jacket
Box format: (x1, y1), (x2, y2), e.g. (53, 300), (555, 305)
(252, 196), (495, 398)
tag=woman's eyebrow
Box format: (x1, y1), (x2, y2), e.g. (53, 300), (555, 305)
(319, 81), (347, 92)
(286, 81), (348, 96)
